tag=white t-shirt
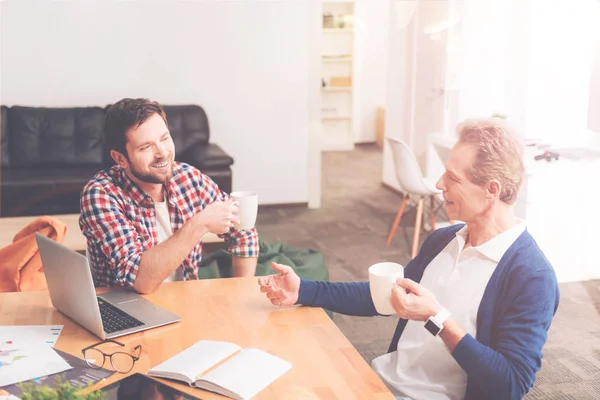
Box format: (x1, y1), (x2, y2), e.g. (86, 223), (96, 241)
(154, 201), (183, 282)
(372, 221), (526, 400)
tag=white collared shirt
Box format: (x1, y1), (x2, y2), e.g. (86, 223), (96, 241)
(372, 221), (526, 400)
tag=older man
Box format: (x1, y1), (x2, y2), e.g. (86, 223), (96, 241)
(258, 118), (559, 400)
(80, 98), (258, 293)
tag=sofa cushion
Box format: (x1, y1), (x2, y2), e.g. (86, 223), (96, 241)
(1, 166), (100, 217)
(1, 106), (8, 167)
(1, 166), (100, 187)
(0, 180), (84, 217)
(163, 105), (210, 147)
(8, 106), (105, 168)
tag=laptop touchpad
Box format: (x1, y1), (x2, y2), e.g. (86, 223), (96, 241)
(118, 299), (161, 319)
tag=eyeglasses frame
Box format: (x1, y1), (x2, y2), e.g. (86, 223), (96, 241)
(81, 338), (142, 373)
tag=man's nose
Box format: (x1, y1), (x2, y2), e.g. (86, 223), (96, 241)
(155, 143), (168, 158)
(435, 176), (444, 191)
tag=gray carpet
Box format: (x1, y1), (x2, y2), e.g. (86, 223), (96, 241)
(255, 144), (600, 399)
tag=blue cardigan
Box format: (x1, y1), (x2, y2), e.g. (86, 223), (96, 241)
(297, 225), (560, 400)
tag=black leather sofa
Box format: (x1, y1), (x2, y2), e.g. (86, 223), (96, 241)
(0, 105), (234, 217)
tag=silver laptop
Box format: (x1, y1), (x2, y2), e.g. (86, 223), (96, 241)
(36, 233), (181, 339)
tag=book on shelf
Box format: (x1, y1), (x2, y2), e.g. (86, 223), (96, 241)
(329, 76), (352, 87)
(147, 340), (291, 400)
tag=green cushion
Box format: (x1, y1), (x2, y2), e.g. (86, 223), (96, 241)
(199, 239), (329, 282)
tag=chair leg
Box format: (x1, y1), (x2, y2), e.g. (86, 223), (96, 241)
(411, 198), (424, 258)
(430, 195), (436, 232)
(386, 194), (409, 246)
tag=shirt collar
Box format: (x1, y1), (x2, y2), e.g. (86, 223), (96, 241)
(116, 166), (176, 206)
(455, 220), (527, 263)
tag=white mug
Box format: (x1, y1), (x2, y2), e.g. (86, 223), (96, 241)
(230, 191), (258, 230)
(369, 262), (404, 315)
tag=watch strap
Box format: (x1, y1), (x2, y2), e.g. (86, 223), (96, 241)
(431, 308), (451, 327)
(425, 308), (451, 336)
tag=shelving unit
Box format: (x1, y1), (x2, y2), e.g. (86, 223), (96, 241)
(320, 0), (355, 151)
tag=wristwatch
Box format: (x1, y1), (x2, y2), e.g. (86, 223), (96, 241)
(424, 308), (452, 336)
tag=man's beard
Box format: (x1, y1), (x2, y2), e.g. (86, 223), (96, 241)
(129, 158), (174, 184)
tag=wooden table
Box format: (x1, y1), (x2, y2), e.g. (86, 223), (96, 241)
(0, 278), (394, 399)
(0, 214), (222, 251)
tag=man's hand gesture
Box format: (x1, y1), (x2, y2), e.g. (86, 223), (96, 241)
(257, 263), (301, 306)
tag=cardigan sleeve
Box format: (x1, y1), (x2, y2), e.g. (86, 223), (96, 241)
(295, 225), (463, 318)
(452, 267), (559, 400)
(296, 280), (379, 316)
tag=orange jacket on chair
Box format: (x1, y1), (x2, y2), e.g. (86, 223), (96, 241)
(0, 216), (67, 292)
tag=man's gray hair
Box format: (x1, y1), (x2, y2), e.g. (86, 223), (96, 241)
(456, 118), (525, 204)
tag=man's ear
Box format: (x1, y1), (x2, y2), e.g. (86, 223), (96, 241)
(487, 180), (502, 199)
(110, 150), (129, 169)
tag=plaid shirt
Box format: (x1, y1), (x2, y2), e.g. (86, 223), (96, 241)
(79, 162), (259, 288)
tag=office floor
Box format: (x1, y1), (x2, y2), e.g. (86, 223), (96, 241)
(255, 144), (600, 399)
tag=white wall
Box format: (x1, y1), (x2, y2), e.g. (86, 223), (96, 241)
(410, 1), (448, 157)
(353, 0), (391, 143)
(588, 44), (600, 133)
(383, 1), (448, 189)
(382, 1), (413, 191)
(1, 0), (315, 205)
(522, 0), (596, 146)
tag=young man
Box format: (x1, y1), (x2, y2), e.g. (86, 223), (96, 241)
(258, 118), (559, 400)
(80, 98), (258, 293)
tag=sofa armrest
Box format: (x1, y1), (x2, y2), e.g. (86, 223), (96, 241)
(178, 143), (234, 170)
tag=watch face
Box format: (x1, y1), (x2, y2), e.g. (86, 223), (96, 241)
(425, 319), (441, 336)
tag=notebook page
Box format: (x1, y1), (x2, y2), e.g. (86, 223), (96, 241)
(149, 341), (241, 382)
(200, 348), (291, 399)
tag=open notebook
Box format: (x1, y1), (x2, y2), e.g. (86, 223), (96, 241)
(147, 340), (291, 400)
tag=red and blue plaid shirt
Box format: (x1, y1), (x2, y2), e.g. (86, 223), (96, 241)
(79, 162), (258, 288)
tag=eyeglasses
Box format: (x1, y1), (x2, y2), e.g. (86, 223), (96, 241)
(82, 339), (142, 373)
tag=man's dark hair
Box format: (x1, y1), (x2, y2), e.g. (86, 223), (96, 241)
(104, 98), (167, 158)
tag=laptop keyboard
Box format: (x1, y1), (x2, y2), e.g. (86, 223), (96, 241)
(97, 298), (145, 334)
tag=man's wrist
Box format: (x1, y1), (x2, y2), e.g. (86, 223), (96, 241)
(425, 307), (452, 336)
(427, 303), (443, 321)
(191, 214), (209, 237)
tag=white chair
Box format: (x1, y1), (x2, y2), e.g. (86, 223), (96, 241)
(386, 137), (445, 258)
